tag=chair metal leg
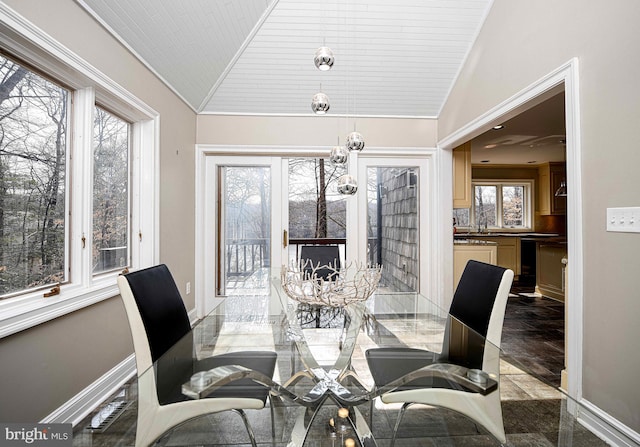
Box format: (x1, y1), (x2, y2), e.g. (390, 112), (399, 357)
(232, 409), (258, 447)
(390, 403), (412, 447)
(269, 395), (276, 441)
(369, 397), (374, 428)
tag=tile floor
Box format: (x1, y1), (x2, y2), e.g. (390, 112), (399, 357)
(72, 293), (608, 446)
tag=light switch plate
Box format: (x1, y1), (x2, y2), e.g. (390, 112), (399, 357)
(606, 207), (640, 233)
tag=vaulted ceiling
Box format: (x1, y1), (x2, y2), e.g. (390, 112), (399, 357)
(77, 0), (493, 117)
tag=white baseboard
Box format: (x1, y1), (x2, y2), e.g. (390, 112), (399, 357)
(41, 354), (136, 427)
(578, 399), (640, 447)
(188, 307), (198, 325)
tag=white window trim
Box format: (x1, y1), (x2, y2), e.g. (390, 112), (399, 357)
(464, 179), (534, 231)
(0, 4), (159, 338)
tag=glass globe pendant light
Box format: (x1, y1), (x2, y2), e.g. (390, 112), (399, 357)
(314, 46), (335, 71)
(329, 145), (348, 165)
(337, 174), (358, 195)
(311, 91), (330, 115)
(346, 131), (365, 152)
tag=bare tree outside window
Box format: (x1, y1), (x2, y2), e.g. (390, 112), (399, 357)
(288, 158), (346, 239)
(502, 185), (524, 227)
(474, 185), (497, 228)
(222, 166), (271, 278)
(92, 107), (129, 273)
(0, 55), (68, 297)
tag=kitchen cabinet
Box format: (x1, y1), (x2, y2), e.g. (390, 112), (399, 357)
(453, 241), (497, 288)
(539, 162), (566, 215)
(453, 141), (472, 209)
(466, 236), (521, 275)
(535, 242), (567, 302)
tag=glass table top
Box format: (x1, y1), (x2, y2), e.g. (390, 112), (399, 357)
(136, 268), (574, 446)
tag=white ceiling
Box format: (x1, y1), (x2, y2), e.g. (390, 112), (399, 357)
(470, 92), (566, 165)
(77, 0), (566, 165)
(77, 0), (493, 117)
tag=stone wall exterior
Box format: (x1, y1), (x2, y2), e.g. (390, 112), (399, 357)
(379, 169), (419, 292)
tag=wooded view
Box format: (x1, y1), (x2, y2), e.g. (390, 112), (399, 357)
(0, 55), (129, 298)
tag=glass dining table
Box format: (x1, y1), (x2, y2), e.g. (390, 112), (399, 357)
(141, 268), (504, 446)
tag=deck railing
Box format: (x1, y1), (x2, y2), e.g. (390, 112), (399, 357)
(225, 236), (379, 277)
(225, 238), (269, 277)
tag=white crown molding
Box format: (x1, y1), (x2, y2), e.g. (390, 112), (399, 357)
(198, 111), (438, 120)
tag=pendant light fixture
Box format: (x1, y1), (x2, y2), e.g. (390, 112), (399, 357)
(329, 144), (348, 165)
(311, 90), (330, 115)
(314, 46), (335, 71)
(336, 0), (363, 195)
(346, 130), (365, 152)
(337, 174), (358, 195)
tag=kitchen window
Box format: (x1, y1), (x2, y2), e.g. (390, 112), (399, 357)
(453, 180), (533, 231)
(0, 18), (158, 337)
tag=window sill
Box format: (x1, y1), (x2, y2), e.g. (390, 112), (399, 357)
(0, 278), (120, 339)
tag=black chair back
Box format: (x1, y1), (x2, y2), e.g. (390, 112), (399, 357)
(123, 264), (191, 362)
(439, 260), (507, 369)
(300, 245), (341, 281)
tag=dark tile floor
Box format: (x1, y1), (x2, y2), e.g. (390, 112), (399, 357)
(71, 292), (608, 447)
(501, 292), (566, 387)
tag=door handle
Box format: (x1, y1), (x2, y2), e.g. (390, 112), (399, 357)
(283, 230), (288, 248)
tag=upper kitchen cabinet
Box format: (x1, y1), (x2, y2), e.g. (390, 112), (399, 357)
(453, 141), (472, 208)
(539, 162), (566, 215)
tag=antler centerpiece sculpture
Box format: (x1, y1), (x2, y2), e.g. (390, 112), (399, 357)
(281, 260), (382, 307)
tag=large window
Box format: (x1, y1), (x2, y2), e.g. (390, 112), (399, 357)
(0, 56), (70, 297)
(0, 17), (158, 337)
(453, 180), (533, 231)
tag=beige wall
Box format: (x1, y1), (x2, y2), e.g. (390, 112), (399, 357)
(440, 0), (640, 431)
(197, 115), (437, 147)
(0, 0), (197, 421)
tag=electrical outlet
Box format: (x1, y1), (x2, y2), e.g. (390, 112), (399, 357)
(186, 282), (191, 294)
(606, 207), (640, 233)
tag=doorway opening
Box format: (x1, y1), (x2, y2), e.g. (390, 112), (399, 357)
(442, 59), (583, 399)
(457, 91), (567, 387)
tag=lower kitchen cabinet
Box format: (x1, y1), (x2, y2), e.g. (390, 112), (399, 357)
(465, 236), (521, 276)
(453, 242), (497, 288)
(535, 242), (567, 301)
(495, 237), (521, 276)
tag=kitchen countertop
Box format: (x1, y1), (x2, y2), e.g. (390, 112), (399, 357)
(454, 239), (498, 245)
(454, 232), (560, 238)
(454, 232), (566, 244)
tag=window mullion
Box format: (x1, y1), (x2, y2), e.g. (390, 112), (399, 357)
(71, 87), (95, 287)
(496, 184), (503, 228)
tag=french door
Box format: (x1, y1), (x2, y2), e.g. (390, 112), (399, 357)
(201, 153), (432, 312)
(202, 156), (282, 313)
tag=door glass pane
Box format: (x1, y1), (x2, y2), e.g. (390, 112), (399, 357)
(502, 185), (525, 227)
(475, 185), (497, 228)
(287, 158), (346, 265)
(220, 166), (270, 294)
(367, 167), (418, 292)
